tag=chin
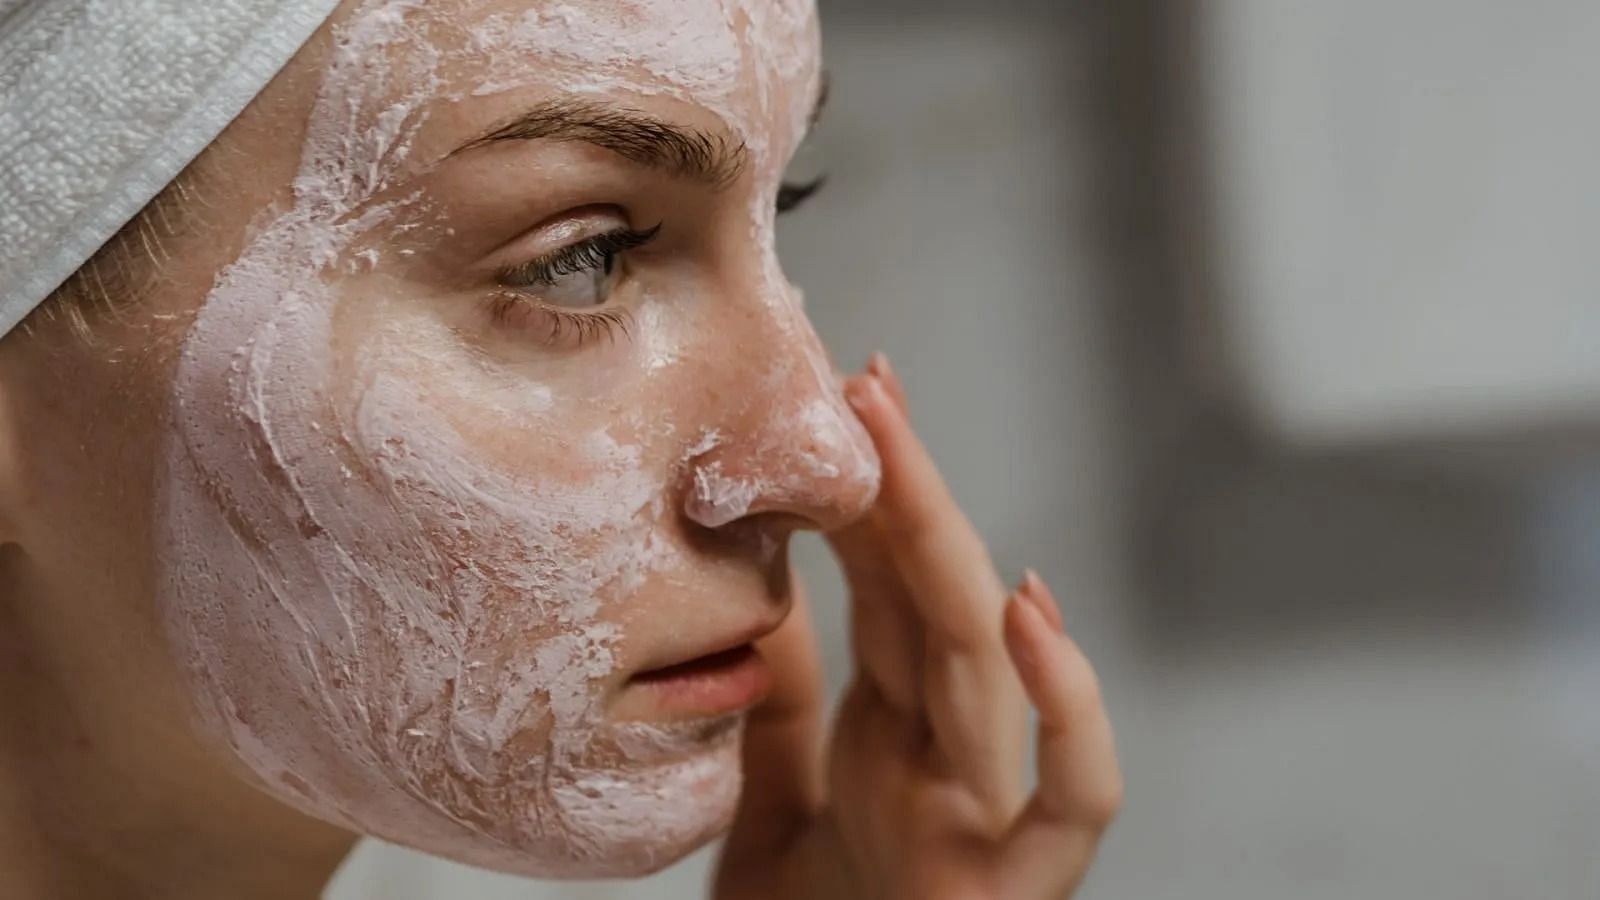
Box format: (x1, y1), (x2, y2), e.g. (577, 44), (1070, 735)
(363, 714), (748, 880)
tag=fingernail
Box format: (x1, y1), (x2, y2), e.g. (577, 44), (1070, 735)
(1006, 594), (1042, 668)
(880, 353), (897, 384)
(1021, 568), (1064, 632)
(867, 350), (891, 378)
(1022, 568), (1045, 598)
(845, 375), (884, 414)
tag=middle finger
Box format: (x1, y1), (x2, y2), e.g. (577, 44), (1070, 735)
(843, 373), (1008, 643)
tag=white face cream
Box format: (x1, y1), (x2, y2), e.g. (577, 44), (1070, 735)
(155, 0), (878, 878)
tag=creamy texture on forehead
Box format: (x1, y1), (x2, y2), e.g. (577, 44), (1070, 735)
(154, 0), (877, 878)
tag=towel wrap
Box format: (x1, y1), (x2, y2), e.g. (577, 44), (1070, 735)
(0, 0), (342, 337)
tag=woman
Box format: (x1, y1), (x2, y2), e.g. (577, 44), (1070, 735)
(0, 1), (1121, 897)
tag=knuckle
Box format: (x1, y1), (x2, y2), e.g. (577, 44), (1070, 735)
(886, 510), (944, 559)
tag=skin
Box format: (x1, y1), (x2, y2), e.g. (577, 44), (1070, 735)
(0, 1), (1121, 897)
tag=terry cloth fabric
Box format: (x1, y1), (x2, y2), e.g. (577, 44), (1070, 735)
(0, 0), (342, 337)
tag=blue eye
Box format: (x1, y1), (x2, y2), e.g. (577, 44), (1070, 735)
(496, 224), (661, 309)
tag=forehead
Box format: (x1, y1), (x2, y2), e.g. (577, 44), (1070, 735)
(335, 0), (822, 171)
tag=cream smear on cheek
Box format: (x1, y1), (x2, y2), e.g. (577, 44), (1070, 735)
(158, 0), (873, 879)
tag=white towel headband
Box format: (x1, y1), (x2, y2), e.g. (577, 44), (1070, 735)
(0, 0), (342, 338)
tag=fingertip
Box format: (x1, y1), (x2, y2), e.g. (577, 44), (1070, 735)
(1022, 567), (1043, 593)
(845, 375), (913, 471)
(1004, 592), (1047, 674)
(1021, 569), (1064, 631)
(844, 372), (888, 417)
(873, 352), (912, 415)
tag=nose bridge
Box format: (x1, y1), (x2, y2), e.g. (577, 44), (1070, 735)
(682, 298), (881, 531)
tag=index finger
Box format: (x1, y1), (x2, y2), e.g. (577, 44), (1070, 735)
(842, 372), (1007, 642)
(842, 364), (1026, 817)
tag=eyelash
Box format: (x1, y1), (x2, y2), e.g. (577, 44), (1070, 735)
(777, 176), (826, 214)
(496, 224), (662, 289)
(488, 178), (826, 345)
(490, 225), (658, 345)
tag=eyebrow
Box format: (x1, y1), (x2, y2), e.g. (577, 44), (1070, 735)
(447, 99), (749, 187)
(446, 78), (831, 188)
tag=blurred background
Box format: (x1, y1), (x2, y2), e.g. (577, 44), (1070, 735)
(330, 0), (1600, 896)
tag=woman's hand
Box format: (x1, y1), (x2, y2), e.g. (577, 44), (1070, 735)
(715, 354), (1122, 899)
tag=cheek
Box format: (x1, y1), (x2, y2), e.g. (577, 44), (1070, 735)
(156, 269), (729, 875)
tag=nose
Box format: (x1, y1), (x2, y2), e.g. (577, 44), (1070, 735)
(681, 299), (881, 534)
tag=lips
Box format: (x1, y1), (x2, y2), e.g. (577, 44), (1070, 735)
(632, 643), (759, 682)
(628, 629), (778, 717)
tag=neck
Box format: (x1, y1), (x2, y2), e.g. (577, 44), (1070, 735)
(0, 569), (357, 899)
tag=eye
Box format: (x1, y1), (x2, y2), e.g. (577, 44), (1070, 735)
(496, 224), (661, 309)
(488, 224), (660, 346)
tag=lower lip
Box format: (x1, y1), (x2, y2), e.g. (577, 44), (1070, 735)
(629, 644), (773, 716)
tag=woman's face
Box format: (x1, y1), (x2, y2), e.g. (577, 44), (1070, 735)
(103, 0), (877, 878)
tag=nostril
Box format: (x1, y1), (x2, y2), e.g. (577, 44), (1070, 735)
(686, 461), (763, 529)
(684, 511), (802, 570)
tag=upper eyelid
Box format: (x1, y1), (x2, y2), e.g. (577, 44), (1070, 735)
(484, 207), (625, 261)
(480, 206), (633, 277)
(496, 225), (661, 286)
(489, 167), (824, 287)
